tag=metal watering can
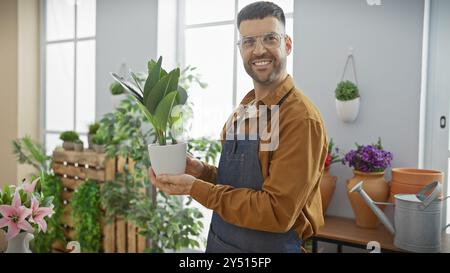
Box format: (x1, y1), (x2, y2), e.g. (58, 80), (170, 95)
(350, 181), (450, 252)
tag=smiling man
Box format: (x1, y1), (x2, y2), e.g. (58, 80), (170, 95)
(150, 1), (328, 253)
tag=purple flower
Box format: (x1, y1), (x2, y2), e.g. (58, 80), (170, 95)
(342, 138), (393, 172)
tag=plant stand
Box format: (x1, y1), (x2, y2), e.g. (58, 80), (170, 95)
(51, 148), (147, 253)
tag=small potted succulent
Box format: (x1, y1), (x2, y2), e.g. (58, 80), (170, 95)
(88, 122), (100, 149)
(335, 80), (360, 123)
(110, 81), (128, 109)
(59, 131), (80, 151)
(111, 56), (188, 175)
(73, 139), (84, 152)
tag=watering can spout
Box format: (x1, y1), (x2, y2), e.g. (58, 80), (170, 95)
(350, 181), (396, 235)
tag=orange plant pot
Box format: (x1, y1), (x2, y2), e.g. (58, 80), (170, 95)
(389, 168), (443, 203)
(320, 168), (337, 215)
(346, 170), (390, 229)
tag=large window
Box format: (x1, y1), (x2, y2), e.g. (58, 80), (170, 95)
(179, 0), (294, 250)
(43, 0), (96, 154)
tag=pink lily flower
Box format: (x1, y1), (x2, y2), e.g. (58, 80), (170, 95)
(29, 197), (53, 233)
(0, 192), (33, 240)
(22, 177), (40, 193)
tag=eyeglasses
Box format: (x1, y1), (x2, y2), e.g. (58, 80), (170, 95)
(237, 32), (285, 51)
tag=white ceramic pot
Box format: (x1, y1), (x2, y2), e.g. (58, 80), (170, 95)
(5, 232), (33, 253)
(148, 142), (187, 176)
(111, 94), (128, 109)
(335, 97), (360, 123)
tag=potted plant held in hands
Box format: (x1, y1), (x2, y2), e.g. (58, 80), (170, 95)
(59, 131), (80, 151)
(111, 57), (188, 175)
(335, 80), (360, 123)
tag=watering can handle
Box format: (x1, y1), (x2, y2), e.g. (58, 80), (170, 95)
(417, 181), (442, 208)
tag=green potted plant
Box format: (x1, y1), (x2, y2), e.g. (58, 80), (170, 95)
(73, 139), (84, 152)
(111, 56), (188, 175)
(335, 80), (360, 123)
(88, 122), (100, 149)
(59, 131), (80, 151)
(110, 81), (128, 109)
(92, 130), (107, 153)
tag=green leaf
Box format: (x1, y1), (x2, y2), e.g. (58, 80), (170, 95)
(145, 68), (180, 115)
(144, 57), (162, 105)
(176, 86), (188, 105)
(154, 91), (178, 144)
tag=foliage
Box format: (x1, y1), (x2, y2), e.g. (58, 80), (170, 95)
(12, 136), (51, 173)
(74, 139), (83, 144)
(71, 180), (101, 253)
(110, 81), (125, 95)
(343, 137), (393, 173)
(335, 80), (359, 101)
(59, 131), (80, 142)
(88, 123), (100, 135)
(32, 174), (64, 253)
(111, 56), (188, 145)
(325, 138), (341, 169)
(98, 97), (204, 252)
(188, 137), (221, 165)
(92, 128), (108, 145)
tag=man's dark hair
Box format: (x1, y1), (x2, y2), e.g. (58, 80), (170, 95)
(237, 1), (286, 28)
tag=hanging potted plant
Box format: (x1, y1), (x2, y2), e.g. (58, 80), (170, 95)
(110, 81), (128, 109)
(87, 123), (100, 150)
(335, 80), (360, 123)
(320, 138), (341, 215)
(111, 56), (188, 175)
(59, 131), (80, 151)
(343, 137), (393, 228)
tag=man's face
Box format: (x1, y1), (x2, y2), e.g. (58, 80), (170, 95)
(238, 16), (292, 86)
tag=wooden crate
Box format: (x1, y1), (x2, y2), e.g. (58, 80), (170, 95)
(51, 148), (147, 253)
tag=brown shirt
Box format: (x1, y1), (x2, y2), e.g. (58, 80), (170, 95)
(189, 75), (327, 240)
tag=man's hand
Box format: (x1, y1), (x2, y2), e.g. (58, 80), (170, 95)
(185, 155), (204, 178)
(149, 167), (196, 195)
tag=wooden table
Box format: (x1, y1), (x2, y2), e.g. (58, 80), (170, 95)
(310, 216), (450, 253)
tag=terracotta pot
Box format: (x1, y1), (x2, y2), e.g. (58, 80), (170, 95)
(320, 168), (337, 215)
(390, 168), (443, 203)
(346, 170), (389, 228)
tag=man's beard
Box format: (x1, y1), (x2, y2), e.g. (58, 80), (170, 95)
(244, 55), (286, 86)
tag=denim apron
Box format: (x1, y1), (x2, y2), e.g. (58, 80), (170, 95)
(205, 90), (301, 253)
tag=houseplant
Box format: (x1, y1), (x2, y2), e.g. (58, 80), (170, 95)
(320, 138), (341, 215)
(92, 129), (108, 153)
(343, 137), (393, 228)
(73, 139), (84, 152)
(111, 56), (188, 175)
(11, 136), (64, 252)
(59, 131), (80, 151)
(0, 178), (55, 253)
(110, 81), (128, 109)
(88, 122), (100, 149)
(335, 80), (360, 123)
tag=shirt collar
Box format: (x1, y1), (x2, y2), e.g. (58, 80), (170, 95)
(240, 75), (295, 106)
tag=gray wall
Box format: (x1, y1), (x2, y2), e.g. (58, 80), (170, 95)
(96, 0), (158, 119)
(294, 0), (425, 218)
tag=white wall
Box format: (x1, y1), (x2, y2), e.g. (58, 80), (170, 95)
(293, 0), (425, 218)
(96, 0), (159, 119)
